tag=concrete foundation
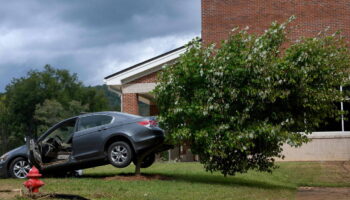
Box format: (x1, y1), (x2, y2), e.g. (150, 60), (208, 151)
(169, 132), (350, 162)
(281, 132), (350, 161)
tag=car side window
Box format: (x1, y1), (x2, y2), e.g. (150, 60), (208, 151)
(78, 115), (113, 131)
(43, 118), (77, 143)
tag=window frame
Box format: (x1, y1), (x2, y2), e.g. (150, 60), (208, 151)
(38, 117), (79, 142)
(315, 86), (349, 133)
(77, 114), (114, 132)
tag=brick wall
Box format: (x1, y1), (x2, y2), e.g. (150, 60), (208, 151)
(150, 104), (159, 116)
(130, 71), (158, 84)
(202, 0), (350, 45)
(122, 93), (139, 115)
(122, 72), (160, 115)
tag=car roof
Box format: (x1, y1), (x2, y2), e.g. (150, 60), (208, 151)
(76, 111), (140, 118)
(37, 111), (141, 141)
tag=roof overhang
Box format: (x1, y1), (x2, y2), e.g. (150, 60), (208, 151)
(104, 46), (187, 90)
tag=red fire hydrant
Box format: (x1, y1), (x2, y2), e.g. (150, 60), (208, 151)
(23, 166), (45, 193)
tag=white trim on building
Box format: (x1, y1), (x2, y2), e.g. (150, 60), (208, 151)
(104, 46), (186, 91)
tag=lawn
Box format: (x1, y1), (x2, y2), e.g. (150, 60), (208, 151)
(1, 161), (349, 200)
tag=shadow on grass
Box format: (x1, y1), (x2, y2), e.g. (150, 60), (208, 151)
(169, 173), (294, 190)
(82, 172), (294, 191)
(24, 193), (89, 200)
(49, 194), (90, 200)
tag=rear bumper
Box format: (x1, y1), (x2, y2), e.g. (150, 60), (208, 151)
(134, 134), (165, 153)
(134, 128), (173, 153)
(154, 144), (174, 153)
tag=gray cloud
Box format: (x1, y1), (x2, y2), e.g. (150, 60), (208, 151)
(0, 0), (201, 91)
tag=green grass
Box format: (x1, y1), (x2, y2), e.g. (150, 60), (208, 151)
(1, 162), (349, 200)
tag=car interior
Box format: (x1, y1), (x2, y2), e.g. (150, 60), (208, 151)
(31, 115), (114, 168)
(39, 118), (77, 165)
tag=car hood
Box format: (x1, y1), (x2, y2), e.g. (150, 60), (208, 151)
(3, 145), (27, 157)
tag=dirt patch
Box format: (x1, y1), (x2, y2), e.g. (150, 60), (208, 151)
(0, 190), (90, 200)
(342, 161), (350, 173)
(296, 187), (350, 200)
(0, 189), (22, 200)
(317, 161), (350, 183)
(104, 173), (172, 181)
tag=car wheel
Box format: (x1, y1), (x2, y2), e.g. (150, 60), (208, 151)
(9, 157), (31, 179)
(133, 153), (156, 168)
(108, 141), (133, 168)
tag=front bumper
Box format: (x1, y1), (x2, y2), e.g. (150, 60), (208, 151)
(0, 161), (8, 178)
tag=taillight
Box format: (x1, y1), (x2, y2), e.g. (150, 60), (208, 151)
(137, 120), (158, 128)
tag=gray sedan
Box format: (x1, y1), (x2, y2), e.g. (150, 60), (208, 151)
(0, 111), (170, 178)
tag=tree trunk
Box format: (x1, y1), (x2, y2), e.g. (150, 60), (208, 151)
(135, 160), (141, 176)
(134, 143), (163, 176)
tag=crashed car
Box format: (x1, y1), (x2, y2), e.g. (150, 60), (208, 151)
(0, 112), (170, 178)
(0, 145), (30, 178)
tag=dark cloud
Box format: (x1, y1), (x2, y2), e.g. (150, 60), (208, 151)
(0, 0), (201, 91)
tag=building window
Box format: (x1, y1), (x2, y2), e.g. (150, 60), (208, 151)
(138, 101), (150, 116)
(316, 102), (342, 132)
(343, 101), (350, 131)
(316, 86), (349, 132)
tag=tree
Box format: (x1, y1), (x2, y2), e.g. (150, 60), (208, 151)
(94, 85), (121, 111)
(4, 65), (109, 147)
(34, 99), (88, 135)
(154, 18), (350, 176)
(0, 95), (9, 155)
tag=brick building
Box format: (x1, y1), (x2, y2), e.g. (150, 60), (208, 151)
(202, 0), (350, 45)
(105, 0), (350, 161)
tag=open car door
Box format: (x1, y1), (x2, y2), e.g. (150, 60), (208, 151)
(27, 137), (43, 170)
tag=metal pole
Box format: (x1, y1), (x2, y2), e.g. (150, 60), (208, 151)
(340, 86), (344, 132)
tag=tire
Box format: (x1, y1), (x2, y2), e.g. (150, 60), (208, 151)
(133, 153), (156, 168)
(9, 157), (31, 179)
(108, 141), (133, 168)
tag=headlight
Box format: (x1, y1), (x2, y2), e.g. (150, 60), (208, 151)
(0, 154), (8, 162)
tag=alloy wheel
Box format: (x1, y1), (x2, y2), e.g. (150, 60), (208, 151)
(111, 145), (128, 164)
(13, 160), (30, 179)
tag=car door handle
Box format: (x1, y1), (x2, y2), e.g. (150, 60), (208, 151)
(98, 127), (108, 131)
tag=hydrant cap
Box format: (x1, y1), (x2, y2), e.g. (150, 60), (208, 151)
(26, 166), (42, 178)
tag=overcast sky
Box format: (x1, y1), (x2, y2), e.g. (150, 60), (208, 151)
(0, 0), (201, 92)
